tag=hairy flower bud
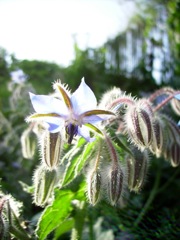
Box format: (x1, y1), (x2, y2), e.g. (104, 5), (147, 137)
(41, 131), (63, 169)
(87, 170), (101, 205)
(150, 117), (164, 157)
(161, 115), (180, 166)
(163, 142), (180, 167)
(107, 165), (124, 206)
(125, 102), (153, 149)
(103, 135), (125, 205)
(21, 128), (37, 159)
(171, 98), (180, 116)
(170, 143), (180, 167)
(0, 216), (5, 240)
(33, 165), (59, 206)
(98, 87), (123, 110)
(126, 148), (149, 192)
(162, 116), (180, 145)
(0, 198), (6, 239)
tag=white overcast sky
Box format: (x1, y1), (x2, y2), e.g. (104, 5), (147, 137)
(0, 0), (135, 66)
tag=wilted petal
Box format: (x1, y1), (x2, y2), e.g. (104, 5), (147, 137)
(29, 92), (69, 116)
(78, 125), (95, 142)
(71, 78), (97, 115)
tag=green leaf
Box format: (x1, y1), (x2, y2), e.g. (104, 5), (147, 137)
(36, 189), (75, 240)
(61, 140), (97, 187)
(61, 146), (83, 186)
(75, 140), (97, 175)
(53, 218), (74, 240)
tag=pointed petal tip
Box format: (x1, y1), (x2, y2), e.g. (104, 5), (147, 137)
(174, 93), (180, 101)
(81, 77), (85, 82)
(29, 92), (36, 101)
(29, 92), (34, 96)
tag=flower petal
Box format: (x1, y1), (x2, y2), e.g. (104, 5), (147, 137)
(82, 115), (104, 124)
(53, 82), (72, 110)
(29, 92), (69, 116)
(47, 123), (63, 133)
(71, 78), (97, 115)
(80, 109), (115, 124)
(26, 113), (64, 126)
(84, 123), (103, 135)
(78, 125), (95, 142)
(174, 93), (180, 101)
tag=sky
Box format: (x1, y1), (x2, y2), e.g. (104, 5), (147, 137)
(0, 0), (135, 66)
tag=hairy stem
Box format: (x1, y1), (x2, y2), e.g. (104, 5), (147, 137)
(153, 94), (175, 112)
(148, 87), (173, 102)
(108, 96), (135, 110)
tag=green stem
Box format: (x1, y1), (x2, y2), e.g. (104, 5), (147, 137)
(88, 209), (94, 240)
(71, 201), (86, 240)
(133, 162), (161, 227)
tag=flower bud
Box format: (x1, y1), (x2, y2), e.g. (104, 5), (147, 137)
(103, 134), (125, 205)
(33, 165), (59, 206)
(0, 198), (6, 239)
(21, 128), (37, 159)
(162, 116), (180, 145)
(163, 142), (171, 161)
(0, 216), (5, 240)
(171, 98), (180, 116)
(126, 148), (149, 192)
(170, 143), (180, 167)
(125, 102), (153, 149)
(87, 170), (101, 205)
(98, 87), (123, 110)
(161, 115), (180, 165)
(107, 165), (124, 206)
(150, 117), (164, 157)
(41, 131), (63, 169)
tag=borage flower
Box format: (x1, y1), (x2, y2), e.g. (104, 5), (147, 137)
(26, 78), (115, 143)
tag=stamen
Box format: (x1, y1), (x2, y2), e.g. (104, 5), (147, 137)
(66, 123), (78, 144)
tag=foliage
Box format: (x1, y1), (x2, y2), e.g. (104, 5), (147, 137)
(0, 0), (180, 239)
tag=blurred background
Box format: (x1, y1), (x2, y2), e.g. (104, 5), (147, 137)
(0, 0), (180, 239)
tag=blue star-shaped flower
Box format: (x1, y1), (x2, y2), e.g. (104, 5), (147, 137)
(26, 78), (115, 143)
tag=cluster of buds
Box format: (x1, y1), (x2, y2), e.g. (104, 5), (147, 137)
(86, 135), (126, 206)
(32, 130), (63, 206)
(24, 79), (180, 208)
(0, 193), (30, 239)
(101, 87), (180, 168)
